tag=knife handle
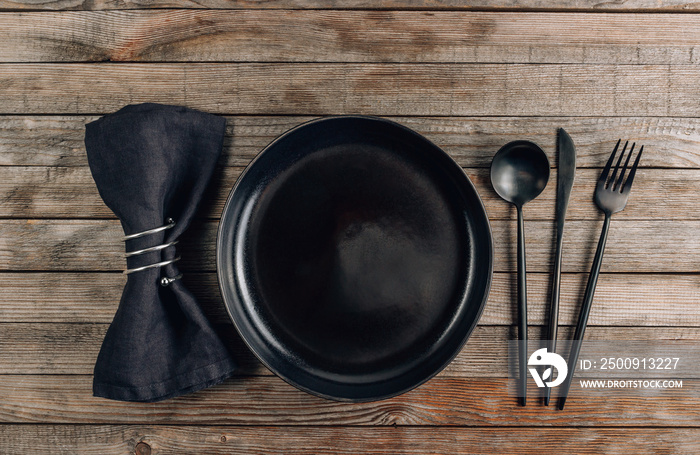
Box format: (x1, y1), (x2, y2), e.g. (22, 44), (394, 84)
(544, 230), (564, 406)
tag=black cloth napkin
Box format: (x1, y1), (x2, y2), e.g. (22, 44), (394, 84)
(85, 103), (236, 402)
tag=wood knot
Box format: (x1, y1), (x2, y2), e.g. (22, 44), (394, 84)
(135, 442), (152, 455)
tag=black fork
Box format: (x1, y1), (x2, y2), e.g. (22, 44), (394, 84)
(557, 140), (643, 410)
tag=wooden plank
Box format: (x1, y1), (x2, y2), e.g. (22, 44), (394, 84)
(2, 324), (698, 375)
(0, 219), (696, 272)
(0, 272), (126, 323)
(464, 168), (699, 222)
(3, 11), (700, 64)
(0, 322), (107, 375)
(0, 374), (696, 425)
(1, 166), (697, 221)
(1, 63), (699, 116)
(0, 321), (261, 376)
(2, 272), (699, 327)
(2, 425), (700, 455)
(3, 115), (699, 168)
(2, 0), (700, 12)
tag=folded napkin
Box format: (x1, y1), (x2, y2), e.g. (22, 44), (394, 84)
(85, 103), (236, 402)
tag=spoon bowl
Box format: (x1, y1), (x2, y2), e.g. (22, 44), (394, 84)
(491, 141), (550, 207)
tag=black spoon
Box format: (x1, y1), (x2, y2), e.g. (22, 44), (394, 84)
(491, 140), (550, 406)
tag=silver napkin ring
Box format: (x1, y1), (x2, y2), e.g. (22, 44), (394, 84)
(124, 218), (176, 240)
(124, 240), (179, 258)
(160, 273), (183, 287)
(123, 218), (183, 285)
(124, 256), (181, 275)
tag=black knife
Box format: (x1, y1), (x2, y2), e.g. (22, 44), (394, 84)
(544, 128), (576, 406)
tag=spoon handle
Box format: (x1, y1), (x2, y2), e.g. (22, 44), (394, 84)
(516, 205), (528, 406)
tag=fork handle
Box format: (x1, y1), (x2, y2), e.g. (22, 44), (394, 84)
(558, 213), (611, 410)
(516, 205), (528, 406)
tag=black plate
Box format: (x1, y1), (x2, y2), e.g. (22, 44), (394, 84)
(217, 116), (493, 401)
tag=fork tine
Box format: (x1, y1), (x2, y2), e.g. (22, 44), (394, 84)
(622, 145), (643, 193)
(607, 140), (628, 188)
(614, 142), (635, 191)
(600, 139), (621, 185)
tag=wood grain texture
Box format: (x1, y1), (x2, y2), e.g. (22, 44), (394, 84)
(2, 425), (700, 455)
(3, 115), (700, 168)
(2, 324), (698, 375)
(2, 166), (698, 221)
(0, 2), (697, 449)
(2, 63), (700, 116)
(0, 374), (696, 425)
(3, 272), (698, 327)
(0, 321), (259, 376)
(1, 219), (697, 272)
(0, 272), (123, 323)
(3, 11), (700, 64)
(2, 0), (700, 11)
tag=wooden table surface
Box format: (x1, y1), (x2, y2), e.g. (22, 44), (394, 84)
(1, 1), (700, 454)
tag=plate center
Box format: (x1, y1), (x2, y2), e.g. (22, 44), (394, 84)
(248, 143), (467, 374)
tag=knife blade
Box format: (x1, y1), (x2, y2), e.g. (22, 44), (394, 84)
(544, 128), (576, 406)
